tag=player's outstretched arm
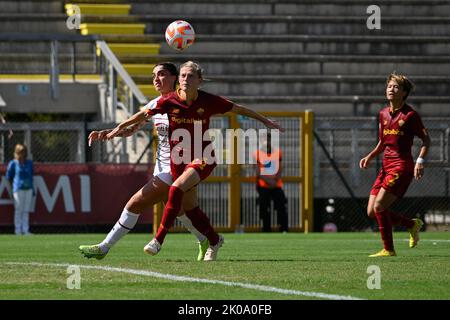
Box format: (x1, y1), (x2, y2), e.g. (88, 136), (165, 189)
(117, 122), (146, 137)
(230, 104), (284, 131)
(88, 122), (147, 146)
(414, 133), (431, 180)
(106, 110), (148, 140)
(360, 140), (384, 169)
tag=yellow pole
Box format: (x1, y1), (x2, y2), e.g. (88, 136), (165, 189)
(303, 110), (314, 232)
(229, 114), (241, 231)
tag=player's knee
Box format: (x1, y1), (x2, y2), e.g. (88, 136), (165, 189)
(367, 207), (376, 219)
(373, 201), (385, 214)
(125, 204), (143, 215)
(125, 195), (146, 214)
(171, 181), (185, 191)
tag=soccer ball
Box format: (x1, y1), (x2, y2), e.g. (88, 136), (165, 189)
(165, 20), (195, 51)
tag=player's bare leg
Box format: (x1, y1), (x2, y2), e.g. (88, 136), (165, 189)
(150, 168), (224, 260)
(80, 176), (166, 259)
(367, 195), (377, 219)
(370, 189), (398, 257)
(145, 169), (200, 255)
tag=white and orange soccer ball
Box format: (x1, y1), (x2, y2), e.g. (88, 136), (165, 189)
(165, 20), (195, 51)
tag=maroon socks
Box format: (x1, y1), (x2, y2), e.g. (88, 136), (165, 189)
(155, 186), (184, 244)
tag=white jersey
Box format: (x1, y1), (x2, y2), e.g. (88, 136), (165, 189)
(142, 97), (171, 176)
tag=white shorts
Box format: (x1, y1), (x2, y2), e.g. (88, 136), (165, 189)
(13, 189), (33, 213)
(153, 160), (173, 186)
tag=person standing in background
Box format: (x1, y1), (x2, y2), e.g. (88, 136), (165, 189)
(360, 73), (430, 257)
(6, 144), (35, 235)
(254, 133), (288, 232)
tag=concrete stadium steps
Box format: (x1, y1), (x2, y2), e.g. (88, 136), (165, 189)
(1, 0), (448, 116)
(78, 14), (450, 36)
(61, 3), (162, 100)
(0, 14), (71, 33)
(102, 34), (450, 55)
(0, 15), (139, 34)
(227, 96), (450, 116)
(65, 4), (131, 16)
(129, 74), (450, 97)
(115, 54), (450, 76)
(79, 23), (146, 35)
(201, 75), (450, 97)
(108, 43), (160, 55)
(160, 35), (450, 56)
(0, 41), (95, 54)
(128, 74), (450, 98)
(7, 0), (448, 16)
(0, 53), (97, 74)
(0, 74), (101, 83)
(60, 0), (129, 3)
(122, 63), (154, 76)
(136, 84), (159, 98)
(0, 1), (64, 13)
(128, 1), (274, 16)
(127, 0), (450, 17)
(266, 1), (450, 17)
(99, 34), (161, 43)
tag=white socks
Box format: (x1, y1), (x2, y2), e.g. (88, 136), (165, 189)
(177, 214), (207, 242)
(100, 209), (140, 252)
(98, 210), (204, 254)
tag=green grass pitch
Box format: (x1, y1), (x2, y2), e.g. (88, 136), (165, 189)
(0, 232), (449, 300)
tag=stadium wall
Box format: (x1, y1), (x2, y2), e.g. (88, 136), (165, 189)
(0, 163), (153, 226)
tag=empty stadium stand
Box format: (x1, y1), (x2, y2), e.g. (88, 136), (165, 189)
(1, 1), (448, 232)
(0, 0), (449, 116)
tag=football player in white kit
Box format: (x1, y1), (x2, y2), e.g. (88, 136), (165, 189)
(79, 63), (212, 261)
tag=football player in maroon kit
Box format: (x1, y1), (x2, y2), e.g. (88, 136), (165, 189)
(79, 63), (216, 261)
(107, 61), (282, 260)
(360, 73), (431, 257)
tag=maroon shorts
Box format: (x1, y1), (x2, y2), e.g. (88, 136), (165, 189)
(370, 158), (414, 198)
(171, 158), (216, 182)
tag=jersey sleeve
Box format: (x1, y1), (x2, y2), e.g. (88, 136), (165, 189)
(210, 94), (234, 115)
(142, 97), (161, 123)
(378, 112), (384, 142)
(29, 160), (35, 192)
(6, 160), (15, 181)
(409, 111), (427, 139)
(144, 96), (167, 118)
(142, 97), (160, 111)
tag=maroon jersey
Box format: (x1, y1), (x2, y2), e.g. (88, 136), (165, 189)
(379, 104), (427, 160)
(144, 89), (234, 178)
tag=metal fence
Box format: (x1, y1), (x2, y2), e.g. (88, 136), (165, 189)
(0, 34), (148, 124)
(314, 117), (450, 232)
(0, 122), (153, 165)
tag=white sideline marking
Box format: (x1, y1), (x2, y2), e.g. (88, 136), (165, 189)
(362, 239), (450, 243)
(6, 262), (364, 300)
(401, 239), (450, 243)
